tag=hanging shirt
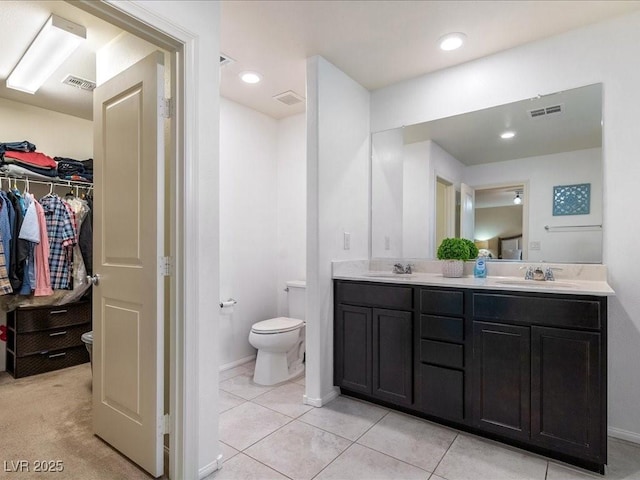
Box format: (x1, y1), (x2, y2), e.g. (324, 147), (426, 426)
(18, 197), (39, 295)
(0, 194), (11, 273)
(33, 199), (53, 297)
(0, 231), (13, 295)
(40, 195), (76, 290)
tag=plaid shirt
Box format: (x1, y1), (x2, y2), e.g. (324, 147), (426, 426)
(40, 195), (77, 290)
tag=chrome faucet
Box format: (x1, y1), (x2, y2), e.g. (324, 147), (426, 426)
(393, 263), (413, 274)
(521, 265), (558, 281)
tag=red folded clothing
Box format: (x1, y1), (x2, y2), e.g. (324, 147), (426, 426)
(3, 150), (57, 169)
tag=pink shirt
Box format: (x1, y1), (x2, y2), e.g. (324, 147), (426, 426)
(33, 200), (53, 297)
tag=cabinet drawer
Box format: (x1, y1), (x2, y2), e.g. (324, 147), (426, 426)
(421, 315), (464, 342)
(14, 323), (90, 357)
(12, 346), (89, 379)
(419, 364), (464, 421)
(420, 339), (464, 369)
(336, 282), (412, 310)
(473, 293), (601, 330)
(420, 289), (464, 316)
(13, 302), (91, 333)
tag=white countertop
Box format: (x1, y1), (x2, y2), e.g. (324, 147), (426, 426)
(332, 260), (615, 296)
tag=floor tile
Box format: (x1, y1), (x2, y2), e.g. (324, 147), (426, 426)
(253, 382), (312, 418)
(219, 365), (250, 383)
(293, 375), (306, 386)
(219, 442), (240, 464)
(298, 395), (388, 441)
(245, 420), (351, 480)
(357, 412), (457, 472)
(546, 462), (600, 479)
(219, 389), (246, 413)
(219, 372), (276, 400)
(207, 453), (288, 480)
(314, 443), (429, 480)
(219, 402), (291, 451)
(434, 434), (548, 480)
(429, 475), (447, 480)
(606, 437), (640, 479)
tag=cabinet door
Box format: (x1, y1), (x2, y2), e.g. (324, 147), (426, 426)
(531, 327), (603, 460)
(335, 304), (372, 394)
(473, 321), (531, 440)
(372, 308), (413, 405)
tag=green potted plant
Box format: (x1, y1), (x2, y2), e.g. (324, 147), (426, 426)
(437, 237), (477, 277)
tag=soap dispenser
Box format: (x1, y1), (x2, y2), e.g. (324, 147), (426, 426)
(474, 256), (487, 278)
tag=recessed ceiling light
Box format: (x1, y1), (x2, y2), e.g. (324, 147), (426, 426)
(240, 71), (262, 84)
(500, 131), (516, 139)
(438, 32), (466, 51)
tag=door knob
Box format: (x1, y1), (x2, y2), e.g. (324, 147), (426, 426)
(87, 274), (100, 286)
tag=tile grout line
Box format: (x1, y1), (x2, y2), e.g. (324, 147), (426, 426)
(429, 431), (459, 479)
(544, 461), (549, 480)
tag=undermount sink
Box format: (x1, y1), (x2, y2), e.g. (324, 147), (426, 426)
(362, 272), (415, 278)
(494, 279), (578, 289)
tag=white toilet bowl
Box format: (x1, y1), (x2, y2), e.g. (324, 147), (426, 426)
(249, 317), (305, 385)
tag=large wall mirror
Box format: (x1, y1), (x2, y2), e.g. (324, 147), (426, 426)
(371, 83), (603, 263)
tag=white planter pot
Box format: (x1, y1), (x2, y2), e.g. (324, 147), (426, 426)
(442, 259), (464, 278)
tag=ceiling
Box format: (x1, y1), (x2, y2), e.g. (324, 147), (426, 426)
(476, 185), (525, 209)
(1, 1), (639, 121)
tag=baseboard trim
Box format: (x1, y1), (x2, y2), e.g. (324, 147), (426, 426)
(303, 387), (340, 407)
(198, 455), (222, 479)
(219, 354), (256, 372)
(608, 427), (640, 444)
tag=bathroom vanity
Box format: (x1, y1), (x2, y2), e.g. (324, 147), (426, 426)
(333, 267), (612, 473)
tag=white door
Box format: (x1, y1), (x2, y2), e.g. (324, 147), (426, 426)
(460, 182), (475, 240)
(92, 51), (165, 477)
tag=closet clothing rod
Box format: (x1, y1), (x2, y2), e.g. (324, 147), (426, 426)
(0, 173), (93, 190)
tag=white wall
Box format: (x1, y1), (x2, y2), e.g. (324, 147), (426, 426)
(402, 141), (430, 257)
(0, 97), (92, 158)
(466, 148), (602, 263)
(371, 12), (640, 442)
(307, 56), (370, 405)
(277, 113), (307, 316)
(371, 129), (404, 257)
(219, 98), (278, 367)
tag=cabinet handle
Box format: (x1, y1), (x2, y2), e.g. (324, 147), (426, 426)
(49, 331), (67, 337)
(49, 310), (68, 315)
(48, 353), (66, 359)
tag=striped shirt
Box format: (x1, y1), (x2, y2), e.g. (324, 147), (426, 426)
(39, 195), (77, 290)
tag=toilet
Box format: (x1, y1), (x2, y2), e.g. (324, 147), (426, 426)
(81, 330), (93, 372)
(249, 280), (305, 385)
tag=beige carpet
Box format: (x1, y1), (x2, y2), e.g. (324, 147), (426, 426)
(0, 364), (162, 479)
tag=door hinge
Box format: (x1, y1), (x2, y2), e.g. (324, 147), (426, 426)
(160, 256), (172, 276)
(160, 97), (173, 118)
(163, 414), (171, 434)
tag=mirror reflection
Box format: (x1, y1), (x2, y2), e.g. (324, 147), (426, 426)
(371, 83), (602, 263)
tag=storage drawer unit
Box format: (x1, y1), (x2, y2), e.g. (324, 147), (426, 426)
(6, 301), (91, 378)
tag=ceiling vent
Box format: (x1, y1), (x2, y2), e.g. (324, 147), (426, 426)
(220, 53), (235, 67)
(528, 103), (563, 119)
(62, 74), (96, 91)
(273, 90), (305, 106)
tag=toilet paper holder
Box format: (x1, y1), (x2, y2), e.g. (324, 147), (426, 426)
(219, 298), (238, 308)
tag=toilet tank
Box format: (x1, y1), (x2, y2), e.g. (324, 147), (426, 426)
(286, 280), (306, 320)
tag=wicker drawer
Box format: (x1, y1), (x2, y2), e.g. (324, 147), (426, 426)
(12, 302), (91, 333)
(14, 323), (90, 357)
(12, 346), (90, 379)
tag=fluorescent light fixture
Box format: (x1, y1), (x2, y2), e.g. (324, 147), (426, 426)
(6, 15), (86, 94)
(239, 71), (262, 84)
(438, 32), (466, 51)
(500, 131), (516, 139)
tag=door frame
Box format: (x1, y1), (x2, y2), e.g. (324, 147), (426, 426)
(74, 2), (217, 478)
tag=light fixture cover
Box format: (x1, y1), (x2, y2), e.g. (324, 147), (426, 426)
(439, 32), (466, 51)
(239, 71), (262, 84)
(501, 131), (516, 139)
(513, 192), (523, 205)
(6, 15), (86, 94)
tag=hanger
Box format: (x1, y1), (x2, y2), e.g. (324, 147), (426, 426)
(23, 177), (29, 194)
(12, 177), (17, 191)
(49, 182), (54, 195)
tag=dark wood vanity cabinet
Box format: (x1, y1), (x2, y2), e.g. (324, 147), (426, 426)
(334, 281), (414, 405)
(334, 280), (608, 473)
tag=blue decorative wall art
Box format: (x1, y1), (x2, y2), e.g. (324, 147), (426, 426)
(553, 183), (591, 216)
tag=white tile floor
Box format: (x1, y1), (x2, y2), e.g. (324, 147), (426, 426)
(210, 363), (640, 480)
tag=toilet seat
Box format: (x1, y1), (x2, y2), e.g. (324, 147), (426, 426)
(251, 317), (304, 334)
